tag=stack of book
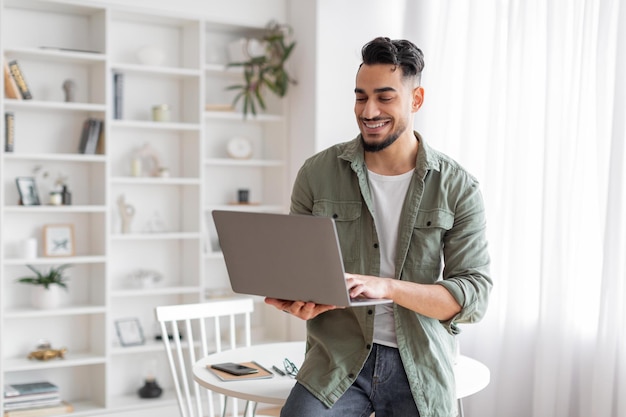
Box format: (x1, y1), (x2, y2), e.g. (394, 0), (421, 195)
(3, 382), (73, 417)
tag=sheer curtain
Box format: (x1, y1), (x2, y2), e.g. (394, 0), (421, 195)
(401, 1), (626, 416)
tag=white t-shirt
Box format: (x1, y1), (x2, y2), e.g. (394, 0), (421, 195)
(367, 169), (413, 348)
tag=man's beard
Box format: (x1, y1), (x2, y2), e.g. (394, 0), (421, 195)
(361, 130), (401, 152)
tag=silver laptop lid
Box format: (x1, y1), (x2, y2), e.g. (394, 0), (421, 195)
(212, 210), (391, 307)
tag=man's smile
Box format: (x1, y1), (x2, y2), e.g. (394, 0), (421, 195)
(362, 118), (391, 130)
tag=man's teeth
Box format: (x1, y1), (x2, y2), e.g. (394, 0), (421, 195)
(365, 121), (386, 128)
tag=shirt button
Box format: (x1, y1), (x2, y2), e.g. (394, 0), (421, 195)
(427, 221), (432, 226)
(332, 213), (338, 218)
(348, 373), (355, 379)
(366, 344), (371, 349)
(367, 309), (373, 315)
(373, 243), (379, 249)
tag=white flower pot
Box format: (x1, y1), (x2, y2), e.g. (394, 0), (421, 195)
(31, 285), (62, 309)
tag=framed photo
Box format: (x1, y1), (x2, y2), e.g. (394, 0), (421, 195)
(43, 224), (75, 257)
(115, 318), (145, 347)
(15, 177), (40, 206)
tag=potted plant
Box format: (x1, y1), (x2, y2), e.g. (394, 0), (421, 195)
(227, 20), (297, 117)
(17, 264), (71, 309)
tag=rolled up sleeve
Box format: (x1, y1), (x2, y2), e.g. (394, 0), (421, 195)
(437, 178), (492, 333)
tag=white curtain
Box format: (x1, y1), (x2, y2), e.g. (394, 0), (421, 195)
(401, 1), (626, 416)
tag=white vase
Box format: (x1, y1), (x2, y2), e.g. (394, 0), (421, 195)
(31, 285), (61, 309)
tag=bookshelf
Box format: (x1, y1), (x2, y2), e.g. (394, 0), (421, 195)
(0, 1), (290, 416)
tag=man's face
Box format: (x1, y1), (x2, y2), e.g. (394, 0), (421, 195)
(354, 64), (423, 152)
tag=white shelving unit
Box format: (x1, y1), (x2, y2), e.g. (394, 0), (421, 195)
(0, 1), (290, 416)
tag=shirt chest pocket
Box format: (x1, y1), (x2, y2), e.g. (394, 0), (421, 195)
(406, 209), (454, 271)
(312, 201), (361, 262)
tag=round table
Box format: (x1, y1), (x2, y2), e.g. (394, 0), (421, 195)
(193, 341), (490, 407)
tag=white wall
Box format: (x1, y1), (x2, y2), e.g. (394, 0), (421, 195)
(285, 0), (317, 198)
(315, 0), (407, 152)
(63, 0), (286, 27)
(287, 0), (411, 174)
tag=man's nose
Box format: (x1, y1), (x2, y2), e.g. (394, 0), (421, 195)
(360, 100), (380, 119)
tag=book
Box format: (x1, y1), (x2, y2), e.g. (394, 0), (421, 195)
(95, 121), (105, 154)
(4, 111), (15, 152)
(77, 118), (91, 154)
(3, 401), (73, 417)
(3, 397), (61, 411)
(206, 361), (274, 382)
(84, 119), (102, 154)
(77, 117), (103, 154)
(39, 46), (99, 54)
(113, 72), (123, 119)
(3, 382), (58, 398)
(3, 59), (21, 100)
(4, 392), (60, 404)
(78, 118), (102, 154)
(7, 60), (32, 100)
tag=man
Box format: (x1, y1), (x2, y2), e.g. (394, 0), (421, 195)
(266, 37), (492, 417)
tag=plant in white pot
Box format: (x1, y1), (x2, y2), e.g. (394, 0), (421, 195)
(17, 264), (71, 309)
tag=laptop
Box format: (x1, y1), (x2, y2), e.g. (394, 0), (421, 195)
(212, 210), (392, 307)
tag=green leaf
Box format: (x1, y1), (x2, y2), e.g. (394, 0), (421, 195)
(255, 88), (266, 110)
(16, 264), (72, 289)
(224, 20), (297, 119)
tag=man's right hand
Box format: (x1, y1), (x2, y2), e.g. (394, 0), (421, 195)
(264, 298), (341, 320)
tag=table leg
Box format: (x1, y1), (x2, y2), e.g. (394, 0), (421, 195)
(242, 400), (257, 417)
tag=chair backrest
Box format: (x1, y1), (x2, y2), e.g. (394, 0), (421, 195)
(155, 298), (254, 417)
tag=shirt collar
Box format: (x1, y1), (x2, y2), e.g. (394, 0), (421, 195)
(339, 131), (442, 175)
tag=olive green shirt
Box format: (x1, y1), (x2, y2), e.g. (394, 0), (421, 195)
(290, 132), (492, 417)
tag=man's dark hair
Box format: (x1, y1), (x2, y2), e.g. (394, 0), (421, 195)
(361, 37), (424, 84)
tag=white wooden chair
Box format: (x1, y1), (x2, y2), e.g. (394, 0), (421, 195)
(155, 298), (255, 417)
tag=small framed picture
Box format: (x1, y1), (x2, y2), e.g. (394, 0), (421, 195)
(43, 224), (75, 257)
(115, 318), (145, 347)
(15, 177), (40, 206)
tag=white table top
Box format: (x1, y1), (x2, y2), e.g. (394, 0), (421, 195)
(193, 341), (489, 405)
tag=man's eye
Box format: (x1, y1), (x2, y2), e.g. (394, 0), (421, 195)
(355, 97), (367, 102)
(379, 97), (392, 102)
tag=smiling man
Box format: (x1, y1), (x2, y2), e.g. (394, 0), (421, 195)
(265, 37), (492, 417)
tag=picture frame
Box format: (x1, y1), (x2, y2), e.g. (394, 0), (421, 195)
(115, 318), (145, 347)
(15, 177), (41, 206)
(43, 224), (75, 257)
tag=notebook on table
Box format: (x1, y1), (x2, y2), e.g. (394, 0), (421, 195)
(212, 210), (392, 307)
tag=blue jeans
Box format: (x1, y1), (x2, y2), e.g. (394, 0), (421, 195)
(280, 344), (420, 417)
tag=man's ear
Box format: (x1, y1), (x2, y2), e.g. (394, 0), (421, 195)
(412, 86), (425, 112)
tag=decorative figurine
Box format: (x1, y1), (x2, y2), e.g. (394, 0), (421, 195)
(117, 194), (135, 234)
(137, 378), (163, 399)
(136, 143), (166, 177)
(143, 210), (166, 233)
(138, 358), (163, 399)
(62, 79), (76, 102)
(28, 341), (67, 361)
(128, 269), (163, 289)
